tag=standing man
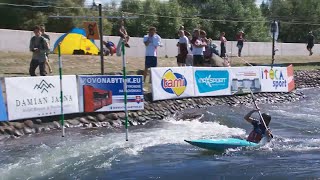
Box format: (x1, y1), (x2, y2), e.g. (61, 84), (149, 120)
(176, 30), (189, 66)
(307, 31), (315, 56)
(119, 20), (130, 48)
(143, 27), (161, 83)
(40, 25), (52, 73)
(191, 29), (206, 67)
(29, 25), (49, 76)
(236, 31), (245, 57)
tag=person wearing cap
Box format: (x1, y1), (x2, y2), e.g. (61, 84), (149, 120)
(244, 109), (272, 143)
(307, 31), (315, 56)
(236, 31), (245, 57)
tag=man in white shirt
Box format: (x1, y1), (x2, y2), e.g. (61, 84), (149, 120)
(176, 30), (189, 66)
(143, 27), (161, 83)
(191, 29), (206, 67)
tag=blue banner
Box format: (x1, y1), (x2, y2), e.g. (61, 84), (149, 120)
(78, 75), (144, 112)
(0, 84), (8, 121)
(195, 70), (229, 93)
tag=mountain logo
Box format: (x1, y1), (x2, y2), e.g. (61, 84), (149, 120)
(34, 79), (55, 93)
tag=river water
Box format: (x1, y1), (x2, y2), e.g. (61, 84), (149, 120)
(0, 88), (320, 180)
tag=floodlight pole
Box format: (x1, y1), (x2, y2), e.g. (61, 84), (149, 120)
(99, 3), (104, 75)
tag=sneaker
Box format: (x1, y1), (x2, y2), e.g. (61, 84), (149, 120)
(125, 43), (130, 48)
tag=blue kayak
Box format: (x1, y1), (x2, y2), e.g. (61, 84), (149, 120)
(184, 138), (259, 151)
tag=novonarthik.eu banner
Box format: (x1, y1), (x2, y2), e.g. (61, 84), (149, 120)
(78, 75), (144, 112)
(5, 76), (79, 120)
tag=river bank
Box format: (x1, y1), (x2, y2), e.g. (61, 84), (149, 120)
(0, 69), (319, 140)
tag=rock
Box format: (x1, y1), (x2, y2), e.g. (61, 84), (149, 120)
(53, 121), (61, 129)
(0, 127), (5, 134)
(0, 122), (8, 126)
(79, 117), (90, 124)
(35, 126), (44, 133)
(137, 116), (147, 123)
(35, 119), (42, 124)
(129, 120), (138, 126)
(111, 120), (122, 127)
(101, 121), (112, 128)
(4, 126), (15, 135)
(117, 112), (126, 119)
(13, 129), (23, 137)
(96, 114), (106, 122)
(92, 122), (101, 127)
(64, 122), (70, 128)
(131, 112), (138, 118)
(24, 120), (34, 128)
(84, 123), (92, 128)
(107, 113), (118, 120)
(67, 119), (81, 126)
(12, 122), (24, 130)
(23, 127), (34, 134)
(87, 115), (97, 122)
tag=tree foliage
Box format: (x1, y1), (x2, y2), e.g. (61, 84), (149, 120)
(1, 0), (319, 42)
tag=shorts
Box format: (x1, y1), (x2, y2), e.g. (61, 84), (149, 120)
(193, 55), (204, 66)
(177, 53), (187, 64)
(307, 43), (314, 49)
(145, 56), (157, 69)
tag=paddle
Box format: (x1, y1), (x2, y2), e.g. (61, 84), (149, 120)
(250, 91), (273, 140)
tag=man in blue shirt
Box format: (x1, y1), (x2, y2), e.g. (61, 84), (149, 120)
(244, 109), (272, 143)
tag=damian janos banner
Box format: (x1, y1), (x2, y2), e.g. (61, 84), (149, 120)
(260, 65), (295, 92)
(78, 75), (144, 112)
(229, 67), (261, 95)
(0, 82), (8, 121)
(5, 76), (79, 120)
(151, 67), (195, 101)
(193, 67), (231, 97)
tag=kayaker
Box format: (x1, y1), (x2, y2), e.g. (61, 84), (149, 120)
(244, 109), (272, 143)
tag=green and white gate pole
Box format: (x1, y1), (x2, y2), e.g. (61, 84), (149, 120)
(121, 40), (129, 141)
(58, 44), (65, 137)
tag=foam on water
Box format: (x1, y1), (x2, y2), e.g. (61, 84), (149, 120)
(0, 118), (245, 180)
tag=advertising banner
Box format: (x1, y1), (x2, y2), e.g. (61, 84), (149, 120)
(193, 67), (231, 97)
(0, 83), (8, 121)
(287, 65), (295, 92)
(260, 66), (290, 92)
(5, 76), (79, 120)
(78, 75), (144, 112)
(151, 67), (195, 101)
(229, 67), (261, 94)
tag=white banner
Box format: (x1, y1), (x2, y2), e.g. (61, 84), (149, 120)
(151, 67), (195, 101)
(5, 75), (79, 120)
(259, 66), (290, 92)
(229, 67), (261, 94)
(193, 67), (231, 96)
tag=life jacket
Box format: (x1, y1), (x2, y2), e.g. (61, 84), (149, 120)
(247, 130), (263, 143)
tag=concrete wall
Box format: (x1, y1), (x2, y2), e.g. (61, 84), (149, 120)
(0, 29), (318, 57)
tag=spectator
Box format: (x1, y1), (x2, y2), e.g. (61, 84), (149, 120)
(200, 30), (212, 62)
(179, 25), (191, 37)
(176, 30), (189, 66)
(307, 31), (315, 56)
(103, 41), (116, 56)
(119, 20), (130, 48)
(29, 25), (49, 76)
(40, 25), (53, 73)
(220, 32), (227, 58)
(191, 29), (206, 67)
(236, 31), (245, 57)
(143, 27), (161, 83)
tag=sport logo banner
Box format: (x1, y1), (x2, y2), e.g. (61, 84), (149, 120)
(260, 66), (290, 92)
(5, 76), (79, 120)
(151, 67), (195, 101)
(194, 68), (231, 96)
(78, 75), (144, 112)
(0, 82), (8, 121)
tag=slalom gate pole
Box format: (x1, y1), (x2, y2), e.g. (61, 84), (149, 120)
(58, 44), (65, 137)
(121, 40), (129, 141)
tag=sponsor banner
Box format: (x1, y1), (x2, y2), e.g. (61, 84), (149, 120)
(193, 67), (231, 96)
(260, 66), (289, 92)
(287, 64), (295, 92)
(0, 82), (8, 121)
(151, 67), (195, 101)
(229, 67), (261, 94)
(78, 75), (144, 112)
(5, 76), (79, 120)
